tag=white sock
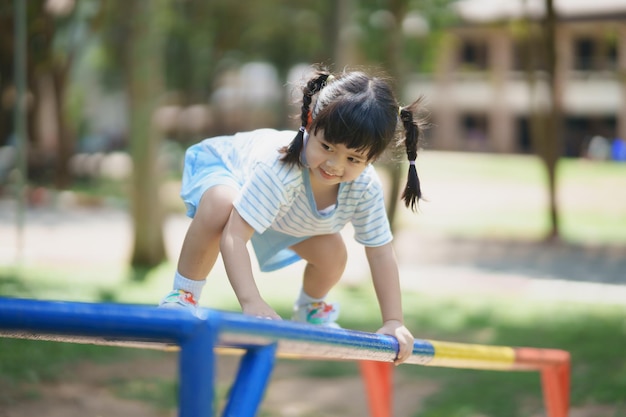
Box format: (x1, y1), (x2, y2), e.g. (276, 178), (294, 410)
(173, 271), (206, 301)
(295, 288), (325, 308)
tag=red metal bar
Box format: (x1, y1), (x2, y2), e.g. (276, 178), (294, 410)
(359, 361), (394, 417)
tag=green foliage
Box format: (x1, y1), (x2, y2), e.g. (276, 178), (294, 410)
(357, 0), (458, 73)
(69, 0), (461, 106)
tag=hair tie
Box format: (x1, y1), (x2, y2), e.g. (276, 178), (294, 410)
(299, 126), (306, 133)
(409, 160), (416, 165)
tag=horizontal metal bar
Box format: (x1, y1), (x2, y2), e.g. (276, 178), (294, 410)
(0, 298), (569, 371)
(0, 297), (201, 344)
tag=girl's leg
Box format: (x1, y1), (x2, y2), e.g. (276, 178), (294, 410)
(177, 185), (239, 280)
(291, 233), (348, 299)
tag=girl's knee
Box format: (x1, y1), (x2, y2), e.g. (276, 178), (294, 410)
(194, 186), (238, 229)
(308, 233), (348, 271)
(330, 235), (348, 267)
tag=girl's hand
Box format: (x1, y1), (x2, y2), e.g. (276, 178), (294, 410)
(376, 320), (414, 365)
(242, 299), (282, 320)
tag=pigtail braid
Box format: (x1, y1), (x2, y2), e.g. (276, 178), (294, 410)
(399, 106), (422, 211)
(281, 72), (332, 165)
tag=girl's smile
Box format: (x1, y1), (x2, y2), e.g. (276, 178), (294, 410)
(304, 130), (370, 186)
(319, 165), (341, 180)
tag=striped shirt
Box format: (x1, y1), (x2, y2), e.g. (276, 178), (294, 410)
(184, 129), (392, 271)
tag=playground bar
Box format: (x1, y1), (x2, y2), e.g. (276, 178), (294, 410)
(0, 297), (570, 417)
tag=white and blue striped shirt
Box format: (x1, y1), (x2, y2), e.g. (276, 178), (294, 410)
(186, 129), (392, 271)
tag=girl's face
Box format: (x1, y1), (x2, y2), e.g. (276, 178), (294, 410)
(304, 130), (371, 186)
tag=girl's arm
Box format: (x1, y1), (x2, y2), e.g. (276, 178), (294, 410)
(365, 243), (414, 364)
(220, 208), (281, 319)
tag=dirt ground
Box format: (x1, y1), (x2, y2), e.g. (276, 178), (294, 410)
(2, 349), (620, 417)
(1, 353), (438, 417)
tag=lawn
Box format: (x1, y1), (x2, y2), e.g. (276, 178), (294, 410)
(398, 151), (626, 244)
(1, 151), (625, 416)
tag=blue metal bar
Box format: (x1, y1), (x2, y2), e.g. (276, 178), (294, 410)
(0, 298), (435, 364)
(0, 298), (201, 344)
(179, 316), (218, 417)
(210, 310), (435, 365)
(0, 297), (570, 417)
(222, 343), (278, 417)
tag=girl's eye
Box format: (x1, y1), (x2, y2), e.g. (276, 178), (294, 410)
(321, 143), (332, 151)
(348, 157), (364, 164)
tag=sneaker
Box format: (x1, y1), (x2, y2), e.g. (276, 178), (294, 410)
(159, 289), (198, 314)
(292, 301), (341, 328)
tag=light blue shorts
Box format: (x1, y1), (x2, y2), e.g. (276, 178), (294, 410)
(180, 142), (307, 272)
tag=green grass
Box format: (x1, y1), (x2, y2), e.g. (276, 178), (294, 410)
(109, 377), (179, 410)
(271, 284), (626, 416)
(2, 265), (626, 416)
(401, 296), (626, 417)
(395, 152), (626, 244)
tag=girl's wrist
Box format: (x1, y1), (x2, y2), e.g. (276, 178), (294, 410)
(382, 318), (404, 326)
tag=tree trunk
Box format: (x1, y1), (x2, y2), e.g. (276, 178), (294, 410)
(52, 67), (74, 189)
(524, 1), (562, 242)
(543, 0), (562, 241)
(127, 0), (167, 270)
(383, 0), (409, 232)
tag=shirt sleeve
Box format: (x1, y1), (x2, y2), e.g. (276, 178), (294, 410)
(233, 161), (291, 234)
(351, 178), (393, 247)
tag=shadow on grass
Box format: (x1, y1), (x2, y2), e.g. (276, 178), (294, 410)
(128, 264), (160, 283)
(0, 266), (124, 303)
(0, 269), (33, 298)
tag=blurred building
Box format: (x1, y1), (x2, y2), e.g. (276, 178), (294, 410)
(412, 0), (626, 157)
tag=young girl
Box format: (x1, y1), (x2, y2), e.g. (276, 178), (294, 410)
(160, 68), (424, 364)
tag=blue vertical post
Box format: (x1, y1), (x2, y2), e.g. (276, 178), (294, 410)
(221, 343), (278, 417)
(179, 320), (217, 417)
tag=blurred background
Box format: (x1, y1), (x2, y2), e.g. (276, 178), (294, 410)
(1, 1), (626, 416)
(1, 0), (625, 266)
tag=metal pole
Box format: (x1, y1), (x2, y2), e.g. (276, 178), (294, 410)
(13, 0), (28, 267)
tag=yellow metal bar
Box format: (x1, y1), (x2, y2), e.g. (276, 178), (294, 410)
(427, 340), (516, 370)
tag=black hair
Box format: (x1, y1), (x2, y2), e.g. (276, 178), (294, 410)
(281, 68), (425, 211)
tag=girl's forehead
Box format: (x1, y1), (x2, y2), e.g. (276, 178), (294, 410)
(318, 135), (371, 157)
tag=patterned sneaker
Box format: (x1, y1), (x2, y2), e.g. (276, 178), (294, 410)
(159, 289), (198, 314)
(292, 301), (341, 328)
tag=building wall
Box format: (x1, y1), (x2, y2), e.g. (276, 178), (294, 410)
(417, 16), (626, 157)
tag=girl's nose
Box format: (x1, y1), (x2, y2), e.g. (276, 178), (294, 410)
(324, 158), (342, 174)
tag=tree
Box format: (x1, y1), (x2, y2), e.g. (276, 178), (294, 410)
(349, 0), (453, 229)
(380, 0), (411, 230)
(98, 0), (170, 270)
(125, 0), (168, 268)
(541, 0), (562, 240)
(521, 0), (562, 240)
(0, 1), (89, 189)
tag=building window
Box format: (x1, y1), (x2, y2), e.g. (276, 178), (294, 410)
(462, 113), (489, 151)
(574, 37), (595, 71)
(459, 39), (488, 71)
